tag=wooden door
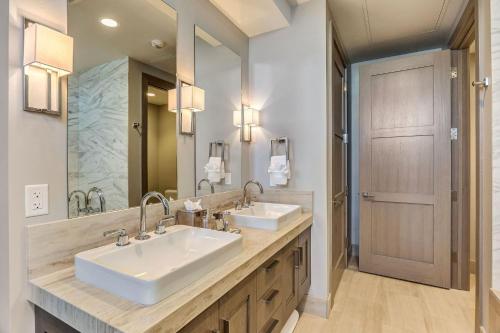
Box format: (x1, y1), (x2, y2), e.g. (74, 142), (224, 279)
(219, 273), (257, 333)
(331, 41), (347, 299)
(359, 50), (451, 288)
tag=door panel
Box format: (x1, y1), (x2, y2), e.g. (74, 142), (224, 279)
(359, 50), (451, 288)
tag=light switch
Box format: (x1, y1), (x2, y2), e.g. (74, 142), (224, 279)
(25, 184), (49, 217)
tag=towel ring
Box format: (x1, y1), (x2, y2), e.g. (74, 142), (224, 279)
(270, 137), (289, 161)
(209, 141), (228, 162)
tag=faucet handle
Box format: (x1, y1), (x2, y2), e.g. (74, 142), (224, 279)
(155, 216), (175, 234)
(233, 200), (242, 210)
(103, 228), (130, 246)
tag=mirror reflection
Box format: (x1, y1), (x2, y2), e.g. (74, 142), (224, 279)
(194, 26), (242, 196)
(67, 0), (177, 218)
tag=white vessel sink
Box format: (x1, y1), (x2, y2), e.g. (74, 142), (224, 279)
(228, 202), (302, 231)
(75, 225), (242, 305)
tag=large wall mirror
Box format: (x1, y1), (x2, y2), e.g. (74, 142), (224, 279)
(66, 2), (245, 219)
(67, 0), (177, 218)
(194, 26), (242, 196)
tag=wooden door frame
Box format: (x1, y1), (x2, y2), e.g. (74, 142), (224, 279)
(327, 18), (349, 309)
(140, 73), (175, 196)
(450, 49), (471, 291)
(449, 0), (492, 331)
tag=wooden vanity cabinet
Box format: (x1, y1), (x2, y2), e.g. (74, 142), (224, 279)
(297, 228), (312, 302)
(35, 228), (311, 333)
(178, 303), (219, 333)
(180, 226), (312, 333)
(219, 273), (257, 333)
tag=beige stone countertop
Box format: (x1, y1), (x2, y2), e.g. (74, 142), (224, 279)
(29, 212), (313, 333)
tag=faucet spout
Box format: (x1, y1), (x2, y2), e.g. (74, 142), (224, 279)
(197, 178), (215, 194)
(137, 191), (170, 240)
(87, 187), (106, 213)
(242, 180), (264, 207)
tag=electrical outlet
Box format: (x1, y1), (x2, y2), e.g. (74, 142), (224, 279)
(25, 184), (49, 217)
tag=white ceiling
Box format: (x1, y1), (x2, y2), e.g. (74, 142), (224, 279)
(328, 0), (468, 62)
(68, 0), (177, 74)
(209, 0), (311, 37)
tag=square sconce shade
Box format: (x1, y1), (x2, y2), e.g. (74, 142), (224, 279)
(233, 106), (260, 127)
(23, 23), (73, 76)
(168, 85), (205, 112)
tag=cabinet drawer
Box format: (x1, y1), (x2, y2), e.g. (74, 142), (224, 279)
(258, 306), (284, 333)
(257, 278), (283, 330)
(256, 254), (282, 298)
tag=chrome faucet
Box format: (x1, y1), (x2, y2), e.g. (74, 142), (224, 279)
(137, 191), (170, 240)
(69, 190), (88, 215)
(87, 187), (106, 213)
(197, 178), (215, 194)
(242, 180), (264, 208)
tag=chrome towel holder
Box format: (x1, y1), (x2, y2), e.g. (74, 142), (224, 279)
(209, 141), (228, 162)
(270, 137), (289, 161)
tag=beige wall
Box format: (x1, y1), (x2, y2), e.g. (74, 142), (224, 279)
(0, 0), (9, 329)
(158, 106), (177, 193)
(6, 1), (69, 332)
(147, 104), (177, 195)
(249, 0), (329, 312)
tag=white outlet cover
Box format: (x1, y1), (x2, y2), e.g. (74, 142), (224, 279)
(225, 173), (232, 185)
(25, 184), (49, 217)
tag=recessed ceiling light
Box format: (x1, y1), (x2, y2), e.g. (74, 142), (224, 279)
(100, 18), (118, 28)
(147, 92), (156, 97)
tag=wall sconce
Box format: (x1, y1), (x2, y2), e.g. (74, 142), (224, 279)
(168, 83), (205, 135)
(23, 21), (73, 115)
(233, 105), (260, 142)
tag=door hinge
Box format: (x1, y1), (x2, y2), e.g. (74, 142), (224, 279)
(345, 185), (349, 197)
(450, 128), (458, 141)
(345, 237), (350, 249)
(342, 132), (349, 144)
(451, 190), (458, 202)
(451, 67), (458, 79)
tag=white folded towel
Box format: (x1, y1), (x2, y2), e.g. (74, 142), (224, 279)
(205, 157), (225, 183)
(268, 155), (291, 186)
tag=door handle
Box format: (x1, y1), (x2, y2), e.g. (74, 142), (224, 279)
(361, 192), (375, 199)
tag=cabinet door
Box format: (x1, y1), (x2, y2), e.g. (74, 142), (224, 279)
(297, 227), (312, 302)
(219, 273), (257, 333)
(281, 239), (299, 321)
(179, 303), (219, 333)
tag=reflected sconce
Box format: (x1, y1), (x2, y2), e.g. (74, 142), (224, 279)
(23, 21), (73, 115)
(168, 83), (205, 135)
(233, 105), (260, 142)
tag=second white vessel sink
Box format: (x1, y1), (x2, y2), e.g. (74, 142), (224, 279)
(75, 225), (242, 305)
(228, 202), (302, 231)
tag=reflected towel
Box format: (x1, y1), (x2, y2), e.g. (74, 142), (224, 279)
(268, 155), (291, 186)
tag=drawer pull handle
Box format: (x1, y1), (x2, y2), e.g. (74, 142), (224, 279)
(265, 259), (280, 272)
(265, 319), (279, 333)
(294, 249), (300, 268)
(263, 289), (279, 304)
(222, 319), (229, 333)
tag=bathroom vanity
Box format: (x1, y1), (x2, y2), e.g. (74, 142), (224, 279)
(28, 191), (312, 333)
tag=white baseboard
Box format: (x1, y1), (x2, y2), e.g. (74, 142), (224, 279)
(298, 294), (330, 318)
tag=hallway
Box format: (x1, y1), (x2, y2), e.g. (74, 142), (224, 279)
(295, 262), (475, 333)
